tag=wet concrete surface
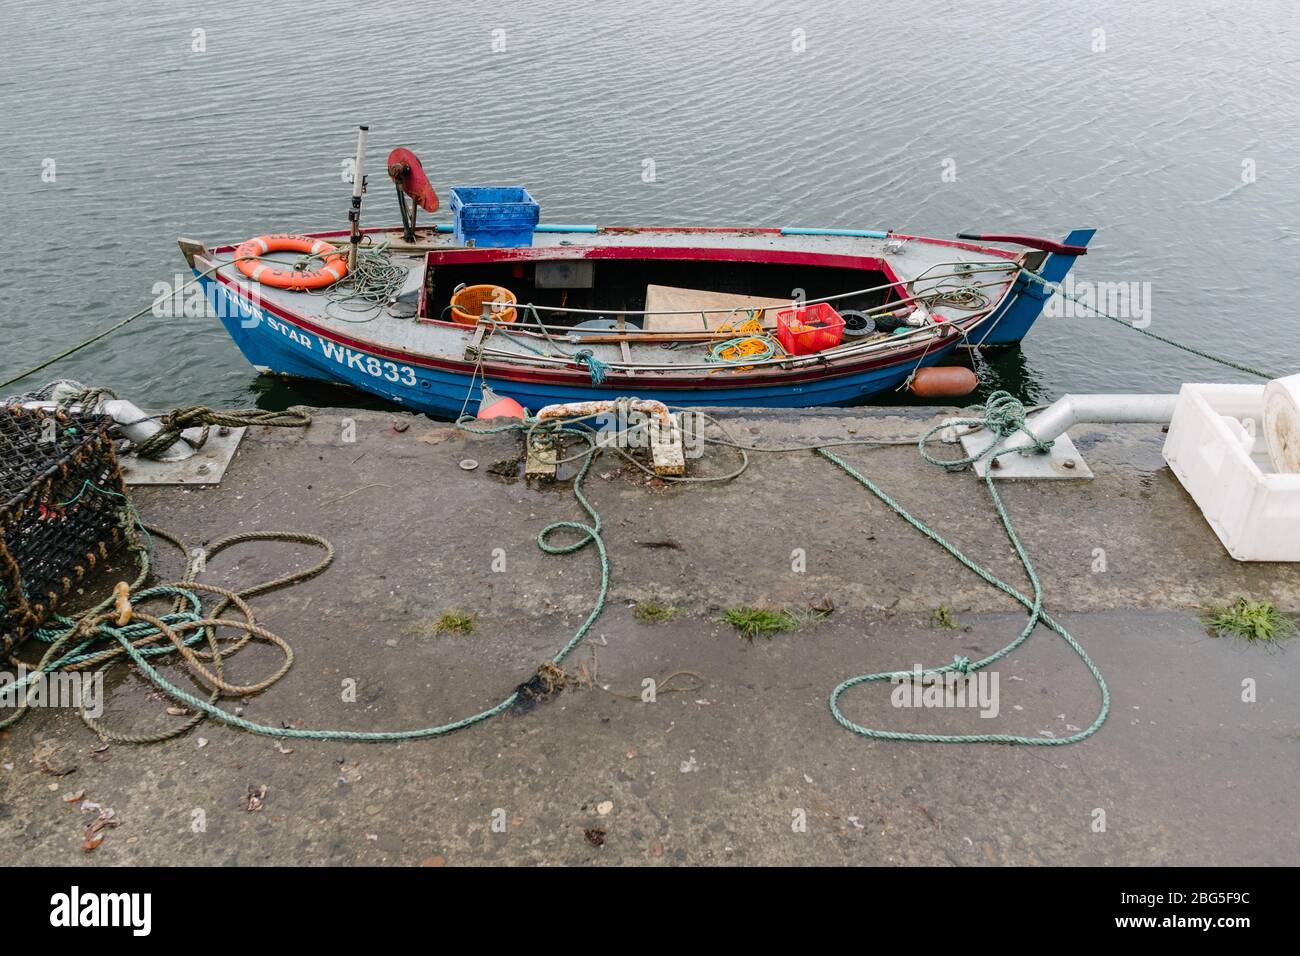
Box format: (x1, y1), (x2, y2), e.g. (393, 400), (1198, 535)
(1, 406), (1296, 865)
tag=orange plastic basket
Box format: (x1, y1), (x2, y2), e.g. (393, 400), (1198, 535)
(450, 284), (517, 325)
(774, 303), (845, 355)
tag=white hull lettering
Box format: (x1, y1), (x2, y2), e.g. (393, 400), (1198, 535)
(263, 314), (313, 349)
(314, 336), (417, 386)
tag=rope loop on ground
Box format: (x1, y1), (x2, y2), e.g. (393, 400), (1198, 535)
(816, 390), (1111, 745)
(0, 417), (614, 743)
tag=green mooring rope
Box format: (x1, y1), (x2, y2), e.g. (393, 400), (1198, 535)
(37, 418), (609, 742)
(4, 395), (1108, 748)
(819, 390), (1110, 744)
(1019, 269), (1277, 380)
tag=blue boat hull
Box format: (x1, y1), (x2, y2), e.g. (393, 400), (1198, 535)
(202, 275), (967, 418)
(199, 221), (1094, 418)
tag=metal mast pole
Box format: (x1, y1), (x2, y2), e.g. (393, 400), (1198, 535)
(348, 124), (369, 271)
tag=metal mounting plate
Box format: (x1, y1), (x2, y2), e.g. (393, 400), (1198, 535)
(120, 427), (246, 485)
(959, 427), (1093, 480)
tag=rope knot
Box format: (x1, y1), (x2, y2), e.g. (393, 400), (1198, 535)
(952, 655), (974, 675)
(982, 390), (1054, 454)
(574, 350), (609, 386)
(981, 391), (1027, 437)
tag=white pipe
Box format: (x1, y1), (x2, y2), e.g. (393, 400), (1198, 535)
(22, 395), (195, 461)
(99, 399), (196, 461)
(997, 393), (1179, 455)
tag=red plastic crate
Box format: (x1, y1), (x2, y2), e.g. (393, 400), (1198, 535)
(774, 303), (845, 355)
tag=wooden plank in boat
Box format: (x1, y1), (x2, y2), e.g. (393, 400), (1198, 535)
(642, 285), (785, 333)
(615, 314), (634, 370)
(464, 323), (486, 360)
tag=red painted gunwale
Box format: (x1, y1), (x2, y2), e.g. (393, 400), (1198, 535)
(413, 244), (906, 332)
(209, 223), (1021, 260)
(205, 266), (988, 391)
(203, 225), (1014, 391)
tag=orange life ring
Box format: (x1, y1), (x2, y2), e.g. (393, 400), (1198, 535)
(234, 234), (348, 291)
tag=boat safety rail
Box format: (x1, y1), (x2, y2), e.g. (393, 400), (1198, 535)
(263, 250), (1014, 340)
(473, 274), (1018, 371)
(475, 316), (982, 375)
(464, 260), (1020, 324)
(474, 275), (1017, 364)
(542, 274), (1004, 330)
(211, 244), (1018, 335)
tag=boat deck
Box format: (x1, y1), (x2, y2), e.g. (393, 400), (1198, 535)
(204, 226), (1024, 374)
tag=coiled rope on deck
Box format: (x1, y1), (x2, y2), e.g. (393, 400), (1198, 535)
(704, 315), (784, 369)
(307, 242), (410, 321)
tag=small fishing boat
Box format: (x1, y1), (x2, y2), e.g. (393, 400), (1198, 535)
(180, 130), (1092, 418)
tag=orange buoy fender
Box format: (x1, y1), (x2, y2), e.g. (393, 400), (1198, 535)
(907, 366), (980, 399)
(477, 384), (526, 420)
(234, 234), (348, 291)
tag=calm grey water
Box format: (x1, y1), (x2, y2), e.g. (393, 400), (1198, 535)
(2, 0), (1298, 411)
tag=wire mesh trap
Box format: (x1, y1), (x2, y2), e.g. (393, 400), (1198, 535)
(0, 406), (130, 651)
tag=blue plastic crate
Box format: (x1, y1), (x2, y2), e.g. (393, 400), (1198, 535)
(450, 186), (541, 248)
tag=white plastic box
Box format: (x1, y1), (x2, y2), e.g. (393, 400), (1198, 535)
(1162, 383), (1300, 561)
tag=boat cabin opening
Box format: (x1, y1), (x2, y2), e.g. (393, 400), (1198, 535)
(418, 247), (903, 331)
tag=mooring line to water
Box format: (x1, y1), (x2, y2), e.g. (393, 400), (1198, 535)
(1018, 268), (1277, 380)
(0, 245), (405, 392)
